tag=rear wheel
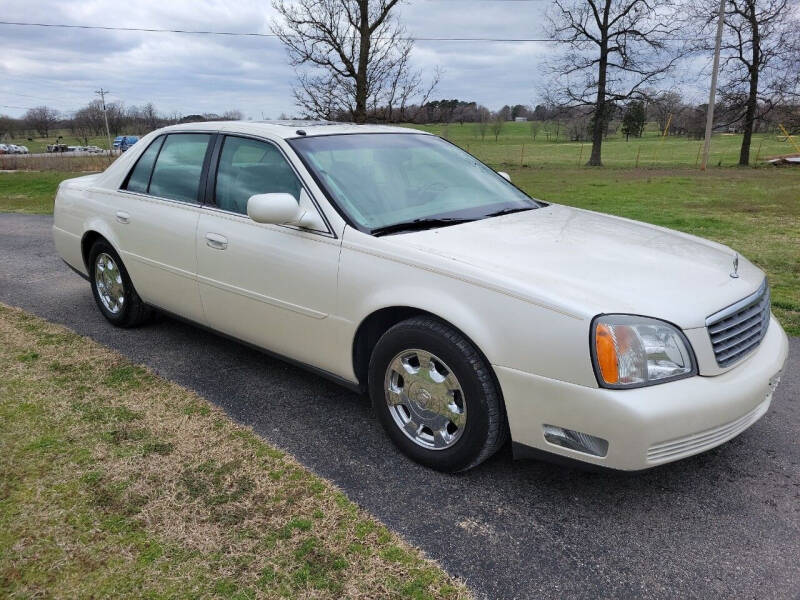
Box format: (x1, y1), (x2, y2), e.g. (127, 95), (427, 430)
(368, 316), (508, 472)
(88, 240), (151, 327)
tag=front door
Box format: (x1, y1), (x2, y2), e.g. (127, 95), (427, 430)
(195, 135), (341, 372)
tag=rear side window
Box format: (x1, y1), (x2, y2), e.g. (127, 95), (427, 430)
(124, 136), (164, 194)
(214, 136), (301, 215)
(148, 134), (212, 203)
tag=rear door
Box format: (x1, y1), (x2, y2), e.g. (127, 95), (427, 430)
(112, 132), (214, 323)
(195, 134), (341, 372)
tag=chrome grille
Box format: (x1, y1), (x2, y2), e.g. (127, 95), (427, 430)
(706, 280), (770, 367)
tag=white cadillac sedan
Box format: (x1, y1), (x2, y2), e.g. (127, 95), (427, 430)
(53, 121), (788, 472)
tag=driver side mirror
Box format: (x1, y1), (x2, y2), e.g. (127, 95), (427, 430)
(497, 171), (511, 182)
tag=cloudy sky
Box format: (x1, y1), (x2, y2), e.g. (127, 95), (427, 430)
(0, 0), (709, 119)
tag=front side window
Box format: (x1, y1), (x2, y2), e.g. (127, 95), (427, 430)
(148, 133), (212, 203)
(124, 135), (164, 193)
(214, 136), (302, 215)
(289, 133), (539, 233)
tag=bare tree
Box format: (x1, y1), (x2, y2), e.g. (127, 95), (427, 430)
(491, 112), (505, 142)
(474, 106), (490, 140)
(272, 0), (437, 123)
(76, 100), (109, 136)
(102, 102), (125, 136)
(650, 90), (685, 135)
(529, 120), (541, 141)
(141, 103), (161, 131)
(24, 106), (59, 138)
(694, 0), (800, 165)
(546, 1), (683, 165)
(71, 108), (94, 145)
(0, 114), (16, 140)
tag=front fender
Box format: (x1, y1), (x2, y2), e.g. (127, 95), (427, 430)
(337, 239), (596, 388)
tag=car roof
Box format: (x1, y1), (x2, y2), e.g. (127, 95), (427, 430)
(155, 120), (429, 140)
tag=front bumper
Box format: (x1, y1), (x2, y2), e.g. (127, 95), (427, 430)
(495, 315), (789, 471)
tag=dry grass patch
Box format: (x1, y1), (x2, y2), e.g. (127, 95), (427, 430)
(0, 304), (470, 599)
(0, 154), (115, 172)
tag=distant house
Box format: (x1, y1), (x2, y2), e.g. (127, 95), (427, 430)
(514, 117), (528, 122)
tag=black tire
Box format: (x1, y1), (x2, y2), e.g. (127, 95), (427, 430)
(368, 316), (508, 472)
(88, 239), (151, 328)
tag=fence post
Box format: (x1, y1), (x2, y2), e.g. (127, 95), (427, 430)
(695, 143), (702, 168)
(635, 147), (641, 169)
(520, 144), (525, 168)
(578, 143), (584, 166)
(754, 138), (764, 165)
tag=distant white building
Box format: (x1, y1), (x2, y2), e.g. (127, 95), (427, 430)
(514, 117), (528, 122)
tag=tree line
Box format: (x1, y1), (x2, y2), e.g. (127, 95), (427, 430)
(0, 104), (244, 146)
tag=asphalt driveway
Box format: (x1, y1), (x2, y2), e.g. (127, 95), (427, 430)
(1, 213), (798, 600)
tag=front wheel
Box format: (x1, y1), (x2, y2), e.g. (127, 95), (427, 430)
(368, 316), (508, 472)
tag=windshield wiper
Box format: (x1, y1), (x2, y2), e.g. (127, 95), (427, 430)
(483, 206), (536, 218)
(370, 217), (475, 236)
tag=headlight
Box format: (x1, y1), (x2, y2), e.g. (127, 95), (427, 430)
(591, 315), (696, 388)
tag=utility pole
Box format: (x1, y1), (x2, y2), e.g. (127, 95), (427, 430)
(95, 88), (113, 155)
(701, 0), (726, 171)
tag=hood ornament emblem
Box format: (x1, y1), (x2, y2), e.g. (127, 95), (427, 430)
(730, 254), (739, 279)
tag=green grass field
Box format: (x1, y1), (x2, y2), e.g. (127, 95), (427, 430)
(0, 171), (77, 213)
(6, 122), (798, 163)
(403, 121), (799, 168)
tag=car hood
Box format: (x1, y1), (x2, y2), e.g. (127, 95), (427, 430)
(390, 204), (765, 329)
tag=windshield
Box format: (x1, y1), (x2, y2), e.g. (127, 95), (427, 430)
(289, 133), (539, 233)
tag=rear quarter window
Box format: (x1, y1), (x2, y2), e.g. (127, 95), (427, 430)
(124, 136), (164, 194)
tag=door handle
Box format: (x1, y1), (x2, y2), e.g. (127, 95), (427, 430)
(115, 211), (130, 224)
(205, 232), (228, 250)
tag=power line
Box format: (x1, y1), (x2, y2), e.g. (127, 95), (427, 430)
(0, 19), (560, 42)
(0, 19), (695, 43)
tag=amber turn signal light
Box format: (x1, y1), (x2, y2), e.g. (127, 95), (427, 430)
(595, 323), (619, 384)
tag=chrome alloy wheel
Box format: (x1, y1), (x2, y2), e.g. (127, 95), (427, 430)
(94, 252), (125, 315)
(384, 349), (466, 450)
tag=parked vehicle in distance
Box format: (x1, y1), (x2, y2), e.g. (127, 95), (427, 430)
(0, 143), (26, 154)
(113, 135), (139, 152)
(47, 143), (69, 153)
(52, 121), (789, 473)
(85, 145), (104, 154)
